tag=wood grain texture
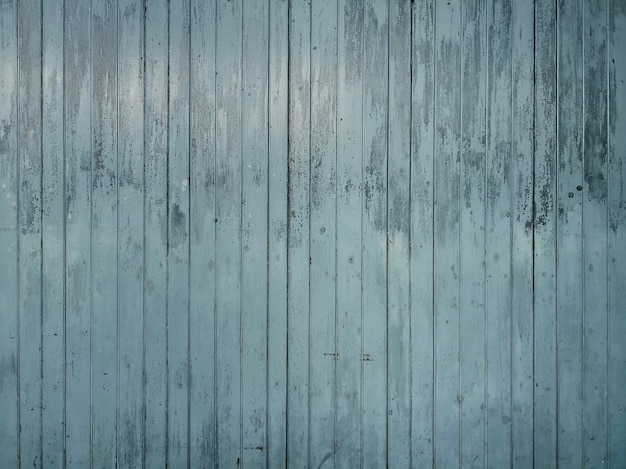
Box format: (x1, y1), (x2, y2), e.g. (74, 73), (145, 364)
(0, 1), (623, 467)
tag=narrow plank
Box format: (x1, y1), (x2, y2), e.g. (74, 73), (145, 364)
(533, 0), (558, 465)
(117, 0), (144, 465)
(510, 0), (535, 465)
(556, 0), (584, 466)
(362, 0), (388, 465)
(215, 0), (243, 465)
(582, 1), (610, 466)
(336, 0), (363, 465)
(17, 0), (44, 466)
(167, 0), (191, 465)
(608, 3), (626, 465)
(41, 1), (66, 466)
(286, 0), (310, 465)
(309, 0), (337, 466)
(433, 0), (462, 466)
(387, 0), (412, 466)
(459, 0), (487, 466)
(143, 0), (169, 465)
(485, 0), (513, 466)
(90, 0), (118, 464)
(64, 0), (93, 465)
(189, 0), (217, 466)
(241, 1), (269, 465)
(0, 0), (19, 466)
(410, 0), (435, 465)
(267, 0), (289, 464)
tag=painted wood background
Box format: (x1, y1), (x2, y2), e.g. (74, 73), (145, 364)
(1, 0), (625, 467)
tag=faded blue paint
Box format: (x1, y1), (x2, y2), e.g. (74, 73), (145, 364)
(0, 0), (625, 468)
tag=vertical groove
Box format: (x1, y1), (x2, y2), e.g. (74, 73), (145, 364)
(408, 2), (414, 466)
(581, 0), (586, 464)
(15, 0), (20, 463)
(285, 0), (291, 462)
(555, 0), (560, 463)
(333, 0), (339, 465)
(307, 0), (312, 465)
(186, 0), (192, 467)
(116, 0), (121, 464)
(531, 0), (537, 466)
(62, 0), (68, 465)
(239, 0), (244, 463)
(509, 1), (515, 464)
(458, 0), (464, 464)
(431, 0), (437, 465)
(88, 0), (94, 464)
(360, 1), (366, 466)
(605, 0), (611, 464)
(213, 0), (218, 464)
(39, 0), (45, 465)
(141, 0), (148, 466)
(483, 1), (488, 466)
(265, 3), (271, 466)
(483, 2), (489, 466)
(164, 0), (170, 463)
(384, 0), (390, 464)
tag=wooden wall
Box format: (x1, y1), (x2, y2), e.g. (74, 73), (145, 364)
(1, 0), (625, 467)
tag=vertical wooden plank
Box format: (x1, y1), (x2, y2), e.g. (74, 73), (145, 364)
(167, 0), (191, 465)
(64, 0), (92, 465)
(17, 0), (43, 465)
(433, 0), (461, 466)
(485, 0), (512, 466)
(90, 0), (118, 464)
(410, 1), (435, 465)
(286, 0), (310, 465)
(362, 0), (388, 465)
(387, 0), (412, 466)
(41, 1), (65, 466)
(215, 0), (242, 465)
(0, 1), (18, 465)
(143, 0), (168, 465)
(510, 1), (534, 466)
(309, 0), (337, 466)
(608, 2), (626, 466)
(189, 0), (216, 466)
(241, 1), (269, 465)
(267, 0), (289, 464)
(556, 0), (584, 466)
(534, 0), (558, 466)
(582, 1), (609, 466)
(117, 0), (144, 465)
(336, 0), (363, 465)
(459, 0), (487, 466)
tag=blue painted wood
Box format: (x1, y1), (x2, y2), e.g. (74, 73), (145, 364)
(215, 0), (243, 465)
(241, 1), (269, 465)
(267, 0), (289, 466)
(189, 0), (217, 466)
(0, 1), (19, 467)
(90, 0), (118, 464)
(608, 3), (626, 466)
(117, 0), (144, 465)
(534, 0), (559, 466)
(17, 1), (43, 466)
(309, 0), (337, 466)
(362, 0), (388, 465)
(143, 0), (169, 466)
(485, 1), (513, 466)
(286, 0), (311, 466)
(42, 1), (66, 466)
(459, 0), (487, 466)
(557, 0), (585, 466)
(433, 1), (462, 466)
(511, 1), (535, 466)
(0, 1), (624, 467)
(64, 0), (93, 465)
(410, 1), (435, 466)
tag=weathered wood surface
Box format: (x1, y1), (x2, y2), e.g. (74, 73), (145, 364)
(0, 0), (624, 467)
